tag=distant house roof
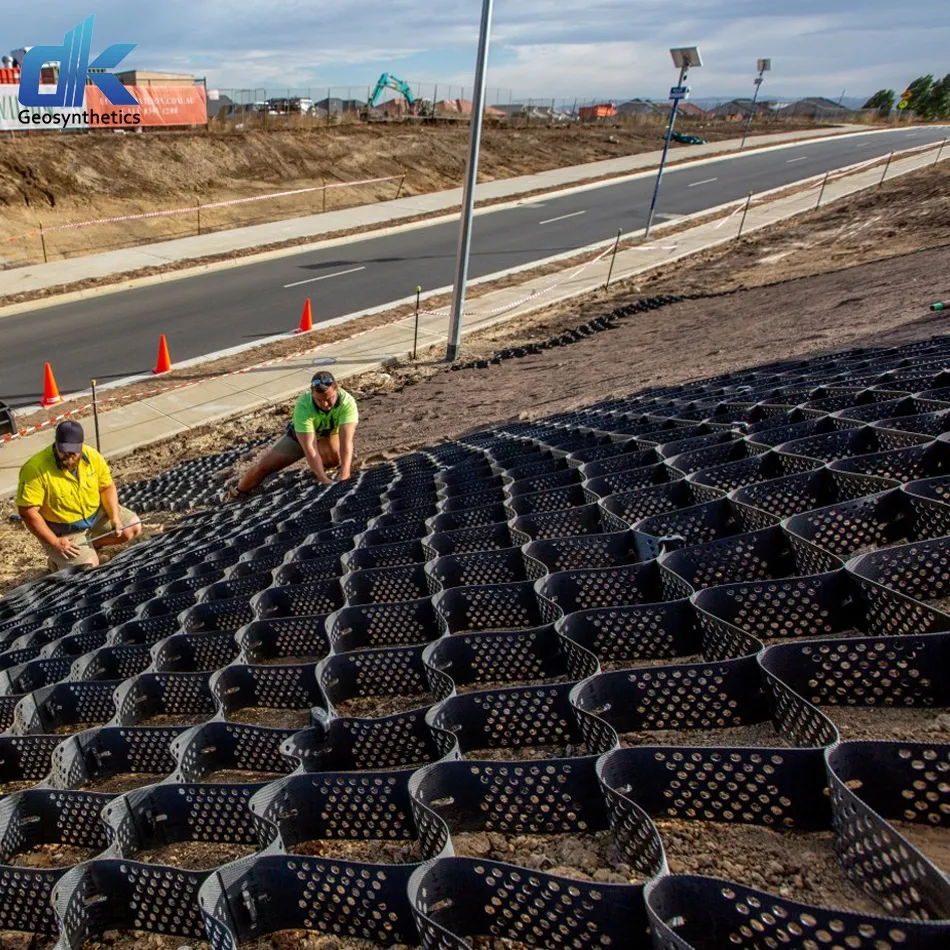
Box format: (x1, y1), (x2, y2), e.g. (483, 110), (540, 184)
(782, 96), (854, 116)
(618, 99), (662, 115)
(315, 97), (365, 112)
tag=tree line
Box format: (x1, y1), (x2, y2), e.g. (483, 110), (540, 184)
(864, 75), (950, 119)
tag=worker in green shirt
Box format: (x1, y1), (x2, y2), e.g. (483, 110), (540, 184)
(226, 371), (359, 499)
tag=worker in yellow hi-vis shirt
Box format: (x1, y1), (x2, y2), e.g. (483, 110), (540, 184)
(16, 420), (142, 572)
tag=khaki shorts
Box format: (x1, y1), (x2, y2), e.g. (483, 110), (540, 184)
(273, 431), (339, 461)
(42, 505), (138, 570)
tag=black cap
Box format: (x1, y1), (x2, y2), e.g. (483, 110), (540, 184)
(54, 420), (84, 454)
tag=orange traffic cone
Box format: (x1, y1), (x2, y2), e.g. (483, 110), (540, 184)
(295, 298), (313, 333)
(153, 334), (172, 374)
(41, 362), (62, 407)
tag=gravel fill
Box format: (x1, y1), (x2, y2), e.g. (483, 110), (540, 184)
(132, 840), (258, 870)
(288, 838), (422, 864)
(138, 712), (213, 727)
(452, 830), (641, 884)
(79, 933), (209, 949)
(332, 693), (434, 718)
(621, 720), (792, 748)
(227, 706), (312, 729)
(81, 773), (168, 793)
(199, 768), (286, 785)
(657, 819), (882, 914)
(0, 779), (39, 796)
(464, 742), (588, 761)
(599, 655), (701, 672)
(825, 705), (950, 741)
(7, 842), (100, 868)
(455, 674), (571, 694)
(53, 721), (106, 734)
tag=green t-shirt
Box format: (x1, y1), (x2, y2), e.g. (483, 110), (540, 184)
(289, 388), (359, 439)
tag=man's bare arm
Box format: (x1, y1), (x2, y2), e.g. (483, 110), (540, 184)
(297, 431), (332, 484)
(338, 423), (356, 480)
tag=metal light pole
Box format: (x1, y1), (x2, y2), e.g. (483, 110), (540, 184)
(445, 0), (495, 362)
(740, 58), (770, 149)
(644, 46), (702, 240)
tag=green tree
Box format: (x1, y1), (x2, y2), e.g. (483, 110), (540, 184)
(863, 89), (895, 116)
(927, 73), (950, 119)
(906, 74), (935, 116)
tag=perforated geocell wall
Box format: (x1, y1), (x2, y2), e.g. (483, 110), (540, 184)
(6, 334), (950, 945)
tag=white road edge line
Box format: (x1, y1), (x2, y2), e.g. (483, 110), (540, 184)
(786, 156), (808, 163)
(538, 210), (586, 225)
(688, 177), (718, 187)
(284, 266), (366, 289)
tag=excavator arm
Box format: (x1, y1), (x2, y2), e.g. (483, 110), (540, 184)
(367, 72), (416, 108)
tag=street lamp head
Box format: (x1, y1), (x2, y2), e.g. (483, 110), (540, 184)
(670, 47), (702, 69)
(757, 58), (771, 73)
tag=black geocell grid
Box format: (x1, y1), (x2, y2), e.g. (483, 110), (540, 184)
(4, 339), (950, 947)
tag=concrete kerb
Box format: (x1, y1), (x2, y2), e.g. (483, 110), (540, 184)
(0, 137), (945, 499)
(0, 123), (918, 321)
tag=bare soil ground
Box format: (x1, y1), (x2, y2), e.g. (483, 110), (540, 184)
(889, 821), (950, 874)
(0, 121), (824, 268)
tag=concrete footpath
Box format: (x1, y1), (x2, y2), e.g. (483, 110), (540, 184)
(0, 125), (873, 305)
(1, 140), (944, 500)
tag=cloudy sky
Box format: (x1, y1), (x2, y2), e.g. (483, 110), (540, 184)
(5, 1), (948, 103)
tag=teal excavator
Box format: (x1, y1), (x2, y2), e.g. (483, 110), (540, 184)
(363, 72), (433, 119)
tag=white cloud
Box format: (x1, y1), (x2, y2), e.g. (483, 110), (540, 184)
(5, 0), (949, 100)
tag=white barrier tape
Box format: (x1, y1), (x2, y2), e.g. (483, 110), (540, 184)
(24, 174), (404, 236)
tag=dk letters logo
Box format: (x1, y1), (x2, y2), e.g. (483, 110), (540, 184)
(18, 15), (137, 108)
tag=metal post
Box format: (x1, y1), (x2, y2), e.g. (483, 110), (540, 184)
(935, 137), (947, 165)
(605, 229), (623, 290)
(644, 64), (687, 240)
(445, 0), (495, 362)
(879, 151), (893, 185)
(396, 172), (407, 199)
(323, 179), (327, 213)
(196, 198), (201, 235)
(816, 170), (830, 208)
(91, 379), (101, 450)
(412, 286), (422, 360)
(737, 191), (753, 239)
(38, 222), (48, 263)
(740, 73), (764, 149)
(327, 88), (331, 126)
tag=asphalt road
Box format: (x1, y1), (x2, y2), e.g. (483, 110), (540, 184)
(2, 127), (946, 407)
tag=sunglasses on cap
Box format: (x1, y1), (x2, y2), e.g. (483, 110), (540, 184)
(311, 373), (336, 392)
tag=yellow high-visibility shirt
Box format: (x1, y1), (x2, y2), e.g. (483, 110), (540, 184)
(16, 445), (113, 528)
